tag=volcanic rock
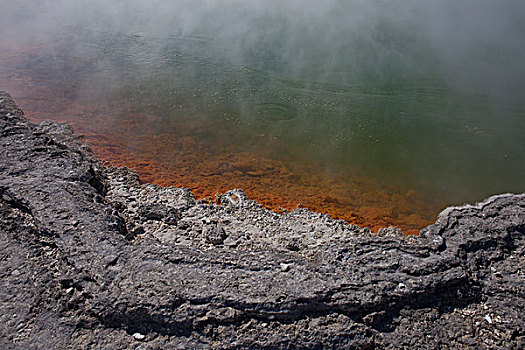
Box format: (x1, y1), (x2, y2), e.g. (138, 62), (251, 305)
(0, 91), (523, 349)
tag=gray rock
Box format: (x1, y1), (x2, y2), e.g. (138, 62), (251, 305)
(1, 91), (524, 349)
(204, 225), (227, 246)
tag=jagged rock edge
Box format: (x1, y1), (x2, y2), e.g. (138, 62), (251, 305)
(1, 91), (524, 348)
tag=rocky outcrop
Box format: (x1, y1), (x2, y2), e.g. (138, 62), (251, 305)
(0, 91), (523, 349)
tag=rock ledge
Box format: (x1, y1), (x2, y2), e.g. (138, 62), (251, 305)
(1, 91), (523, 349)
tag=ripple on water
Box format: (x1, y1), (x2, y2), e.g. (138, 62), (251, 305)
(253, 102), (300, 123)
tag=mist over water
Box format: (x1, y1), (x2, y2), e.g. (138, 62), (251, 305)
(1, 0), (524, 228)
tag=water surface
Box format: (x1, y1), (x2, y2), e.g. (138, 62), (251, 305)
(1, 1), (524, 232)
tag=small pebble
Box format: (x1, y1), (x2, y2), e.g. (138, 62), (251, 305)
(485, 315), (493, 324)
(280, 263), (292, 272)
(133, 332), (145, 340)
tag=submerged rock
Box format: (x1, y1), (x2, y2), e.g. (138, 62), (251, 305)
(0, 91), (524, 349)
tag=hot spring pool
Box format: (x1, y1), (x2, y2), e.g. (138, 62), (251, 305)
(1, 0), (524, 232)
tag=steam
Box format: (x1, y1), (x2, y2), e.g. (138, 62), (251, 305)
(2, 0), (524, 95)
(1, 0), (524, 201)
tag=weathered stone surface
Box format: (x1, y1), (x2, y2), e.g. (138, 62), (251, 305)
(1, 91), (524, 349)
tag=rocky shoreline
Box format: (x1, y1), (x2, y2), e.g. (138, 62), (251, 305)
(1, 91), (524, 348)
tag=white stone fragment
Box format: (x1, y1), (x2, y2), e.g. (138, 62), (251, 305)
(280, 263), (293, 272)
(133, 332), (146, 340)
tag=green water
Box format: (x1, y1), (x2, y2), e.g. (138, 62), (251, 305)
(2, 0), (525, 207)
